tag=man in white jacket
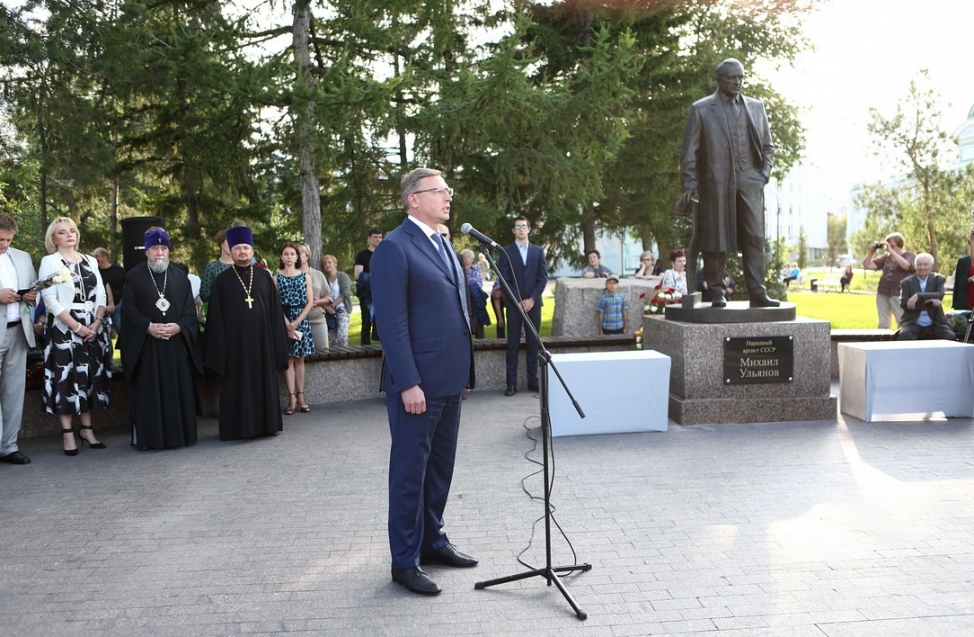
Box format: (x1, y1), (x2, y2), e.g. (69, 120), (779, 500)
(0, 212), (38, 465)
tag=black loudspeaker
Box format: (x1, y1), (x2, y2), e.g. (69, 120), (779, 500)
(120, 216), (164, 272)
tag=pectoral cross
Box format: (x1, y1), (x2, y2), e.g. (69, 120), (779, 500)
(245, 295), (254, 309)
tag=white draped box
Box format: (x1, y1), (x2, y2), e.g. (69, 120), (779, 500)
(838, 341), (974, 422)
(548, 350), (671, 437)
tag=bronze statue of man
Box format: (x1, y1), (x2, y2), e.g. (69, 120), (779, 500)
(680, 58), (779, 308)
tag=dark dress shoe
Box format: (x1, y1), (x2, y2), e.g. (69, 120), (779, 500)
(710, 290), (727, 308)
(504, 385), (517, 397)
(527, 382), (539, 392)
(0, 451), (31, 465)
(391, 567), (441, 595)
(750, 295), (781, 308)
(420, 544), (479, 568)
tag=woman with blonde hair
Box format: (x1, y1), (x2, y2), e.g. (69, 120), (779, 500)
(634, 251), (661, 285)
(321, 254), (352, 347)
(38, 217), (112, 456)
(296, 244), (332, 353)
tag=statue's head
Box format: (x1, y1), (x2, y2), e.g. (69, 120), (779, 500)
(715, 58), (745, 99)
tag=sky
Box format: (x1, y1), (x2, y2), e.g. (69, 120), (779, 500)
(759, 0), (972, 198)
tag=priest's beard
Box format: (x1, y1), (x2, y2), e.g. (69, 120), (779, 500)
(148, 256), (169, 274)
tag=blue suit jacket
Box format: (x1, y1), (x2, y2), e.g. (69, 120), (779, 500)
(499, 242), (548, 308)
(371, 217), (474, 397)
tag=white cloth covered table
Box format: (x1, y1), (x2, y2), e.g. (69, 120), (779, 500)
(838, 341), (974, 422)
(548, 350), (670, 437)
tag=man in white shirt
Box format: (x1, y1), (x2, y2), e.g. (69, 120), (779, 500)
(0, 212), (38, 465)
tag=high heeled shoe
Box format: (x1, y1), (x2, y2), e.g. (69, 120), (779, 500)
(296, 391), (310, 413)
(285, 392), (296, 416)
(63, 427), (79, 457)
(78, 425), (106, 449)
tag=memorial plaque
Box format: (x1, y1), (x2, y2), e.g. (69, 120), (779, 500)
(724, 336), (793, 384)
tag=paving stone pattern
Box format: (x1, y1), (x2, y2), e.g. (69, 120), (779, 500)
(2, 389), (973, 637)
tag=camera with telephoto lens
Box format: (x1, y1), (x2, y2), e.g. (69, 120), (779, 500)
(873, 242), (884, 250)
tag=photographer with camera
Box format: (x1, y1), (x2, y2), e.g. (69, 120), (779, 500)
(862, 232), (915, 329)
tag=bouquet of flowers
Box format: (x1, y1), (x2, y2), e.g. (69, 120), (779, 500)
(28, 266), (74, 291)
(20, 266), (73, 315)
(641, 285), (683, 314)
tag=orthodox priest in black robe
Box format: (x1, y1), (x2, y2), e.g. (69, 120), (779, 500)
(120, 228), (203, 449)
(204, 226), (289, 440)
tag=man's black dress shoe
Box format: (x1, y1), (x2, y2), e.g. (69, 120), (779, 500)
(527, 382), (539, 392)
(391, 567), (441, 596)
(749, 295), (781, 308)
(420, 544), (479, 568)
(504, 385), (517, 397)
(0, 451), (31, 465)
(710, 290), (726, 308)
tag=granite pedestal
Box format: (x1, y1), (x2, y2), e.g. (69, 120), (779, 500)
(642, 315), (836, 425)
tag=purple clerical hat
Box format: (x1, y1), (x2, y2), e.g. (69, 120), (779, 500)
(226, 226), (253, 248)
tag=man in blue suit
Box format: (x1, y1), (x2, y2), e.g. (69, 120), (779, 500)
(498, 216), (548, 396)
(371, 167), (477, 596)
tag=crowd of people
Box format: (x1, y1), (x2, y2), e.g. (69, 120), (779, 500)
(6, 202), (974, 465)
(0, 213), (391, 462)
(0, 201), (554, 463)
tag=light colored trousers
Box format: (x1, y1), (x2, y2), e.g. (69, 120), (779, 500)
(876, 292), (904, 329)
(0, 326), (29, 455)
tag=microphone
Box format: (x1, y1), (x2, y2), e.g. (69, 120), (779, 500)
(460, 223), (502, 249)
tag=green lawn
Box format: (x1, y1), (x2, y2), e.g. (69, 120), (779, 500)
(785, 291), (879, 329)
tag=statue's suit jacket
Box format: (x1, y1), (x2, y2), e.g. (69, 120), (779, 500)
(898, 273), (952, 330)
(680, 91), (774, 253)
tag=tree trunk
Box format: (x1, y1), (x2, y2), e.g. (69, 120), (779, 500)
(581, 208), (596, 255)
(293, 0), (322, 267)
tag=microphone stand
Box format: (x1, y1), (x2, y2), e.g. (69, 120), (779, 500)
(472, 240), (592, 620)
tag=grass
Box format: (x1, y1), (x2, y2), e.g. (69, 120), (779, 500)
(785, 291), (878, 329)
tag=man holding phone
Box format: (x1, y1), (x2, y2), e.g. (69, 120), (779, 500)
(0, 212), (38, 465)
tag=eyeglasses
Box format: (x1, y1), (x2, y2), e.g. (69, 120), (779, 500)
(641, 257), (654, 262)
(413, 187), (454, 198)
(513, 224), (529, 229)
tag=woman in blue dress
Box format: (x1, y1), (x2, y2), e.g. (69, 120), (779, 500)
(275, 242), (314, 414)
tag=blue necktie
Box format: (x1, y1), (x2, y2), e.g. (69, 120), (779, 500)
(433, 234), (456, 283)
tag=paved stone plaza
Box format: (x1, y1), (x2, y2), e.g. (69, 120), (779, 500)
(2, 388), (973, 636)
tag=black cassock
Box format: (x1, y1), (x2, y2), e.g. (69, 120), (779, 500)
(204, 264), (289, 440)
(120, 264), (203, 449)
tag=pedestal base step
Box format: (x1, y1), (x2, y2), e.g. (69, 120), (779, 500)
(669, 394), (837, 425)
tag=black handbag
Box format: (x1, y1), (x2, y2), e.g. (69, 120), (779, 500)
(325, 312), (338, 330)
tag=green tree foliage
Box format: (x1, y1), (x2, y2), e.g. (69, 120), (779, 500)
(3, 0), (266, 268)
(2, 0), (818, 273)
(793, 225), (808, 269)
(863, 71), (974, 264)
(824, 214), (846, 269)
